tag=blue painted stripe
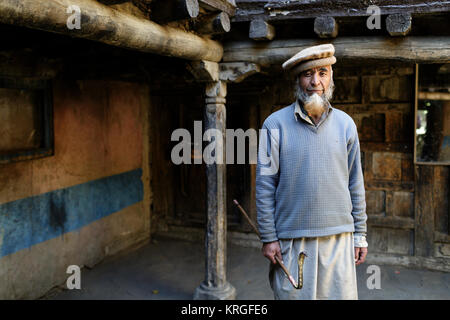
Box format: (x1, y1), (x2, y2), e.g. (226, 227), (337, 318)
(0, 169), (143, 258)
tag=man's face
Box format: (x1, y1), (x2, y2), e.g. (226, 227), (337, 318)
(298, 66), (332, 96)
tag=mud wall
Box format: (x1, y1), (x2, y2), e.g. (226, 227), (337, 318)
(0, 79), (152, 299)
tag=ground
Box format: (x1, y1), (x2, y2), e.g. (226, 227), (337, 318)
(46, 237), (450, 300)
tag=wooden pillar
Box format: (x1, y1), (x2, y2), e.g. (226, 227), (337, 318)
(189, 61), (261, 299)
(194, 80), (236, 300)
(218, 61), (262, 233)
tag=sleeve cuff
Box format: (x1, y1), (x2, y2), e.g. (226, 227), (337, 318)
(354, 234), (368, 248)
(260, 232), (278, 243)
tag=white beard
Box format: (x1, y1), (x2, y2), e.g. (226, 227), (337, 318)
(303, 93), (325, 118)
(295, 78), (334, 118)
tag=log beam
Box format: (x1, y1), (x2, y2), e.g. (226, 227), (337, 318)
(199, 0), (236, 17)
(386, 13), (412, 37)
(194, 12), (231, 34)
(249, 19), (275, 41)
(314, 16), (338, 38)
(223, 36), (450, 67)
(109, 1), (150, 19)
(0, 0), (223, 62)
(150, 0), (200, 23)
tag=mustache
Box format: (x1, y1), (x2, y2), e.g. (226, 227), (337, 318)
(294, 78), (335, 103)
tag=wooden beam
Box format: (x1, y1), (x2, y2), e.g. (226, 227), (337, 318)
(365, 181), (415, 192)
(187, 60), (219, 81)
(314, 16), (338, 38)
(149, 0), (200, 23)
(98, 0), (130, 4)
(199, 0), (236, 17)
(0, 0), (223, 62)
(249, 19), (275, 41)
(368, 215), (415, 230)
(234, 0), (450, 22)
(386, 13), (412, 36)
(175, 0), (200, 19)
(109, 1), (150, 19)
(130, 0), (152, 17)
(219, 62), (260, 83)
(223, 36), (450, 66)
(194, 12), (231, 34)
(418, 91), (450, 100)
(366, 253), (450, 272)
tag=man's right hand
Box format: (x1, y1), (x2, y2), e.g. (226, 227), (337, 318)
(262, 241), (282, 264)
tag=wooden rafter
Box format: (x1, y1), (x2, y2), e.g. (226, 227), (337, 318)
(234, 0), (450, 22)
(199, 0), (236, 17)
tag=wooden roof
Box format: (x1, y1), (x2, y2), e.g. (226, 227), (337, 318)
(233, 0), (450, 22)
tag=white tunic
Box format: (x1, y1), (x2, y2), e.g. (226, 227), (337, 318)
(270, 232), (358, 300)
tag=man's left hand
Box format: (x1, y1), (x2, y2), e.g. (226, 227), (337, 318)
(354, 247), (368, 266)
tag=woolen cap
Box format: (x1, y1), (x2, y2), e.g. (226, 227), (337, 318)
(282, 44), (336, 75)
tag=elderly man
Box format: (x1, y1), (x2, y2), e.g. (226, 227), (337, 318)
(256, 44), (368, 300)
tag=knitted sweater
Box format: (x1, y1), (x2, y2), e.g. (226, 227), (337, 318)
(256, 100), (367, 243)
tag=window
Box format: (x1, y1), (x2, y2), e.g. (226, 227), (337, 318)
(414, 64), (450, 164)
(0, 77), (53, 164)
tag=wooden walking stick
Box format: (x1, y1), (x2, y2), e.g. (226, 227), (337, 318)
(233, 199), (305, 289)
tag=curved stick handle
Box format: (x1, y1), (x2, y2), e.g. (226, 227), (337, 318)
(233, 199), (298, 288)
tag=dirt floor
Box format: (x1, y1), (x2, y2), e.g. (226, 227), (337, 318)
(47, 237), (450, 300)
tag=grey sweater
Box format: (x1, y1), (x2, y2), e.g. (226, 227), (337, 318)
(256, 101), (367, 243)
